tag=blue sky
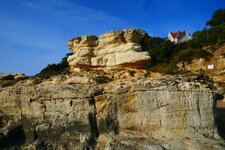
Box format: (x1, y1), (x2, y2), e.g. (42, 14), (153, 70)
(0, 0), (224, 75)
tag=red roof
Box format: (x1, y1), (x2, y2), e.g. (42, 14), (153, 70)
(170, 31), (185, 39)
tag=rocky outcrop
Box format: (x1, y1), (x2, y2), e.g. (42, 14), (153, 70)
(67, 29), (150, 72)
(0, 70), (224, 149)
(0, 73), (28, 88)
(177, 43), (225, 82)
(0, 73), (27, 81)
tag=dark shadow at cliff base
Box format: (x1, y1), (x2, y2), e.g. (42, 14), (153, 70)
(0, 125), (26, 149)
(216, 107), (225, 139)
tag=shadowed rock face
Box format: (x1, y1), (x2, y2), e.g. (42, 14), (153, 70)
(0, 70), (224, 149)
(67, 29), (151, 72)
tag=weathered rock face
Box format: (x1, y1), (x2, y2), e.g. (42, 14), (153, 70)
(0, 70), (224, 149)
(0, 83), (101, 149)
(67, 29), (150, 72)
(94, 76), (223, 149)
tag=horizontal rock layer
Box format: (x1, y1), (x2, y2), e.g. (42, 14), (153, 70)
(67, 29), (150, 72)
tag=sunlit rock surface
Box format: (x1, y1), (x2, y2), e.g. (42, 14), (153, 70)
(67, 29), (150, 72)
(0, 69), (224, 149)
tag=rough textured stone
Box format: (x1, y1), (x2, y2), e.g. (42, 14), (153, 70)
(67, 29), (150, 72)
(0, 83), (101, 149)
(0, 70), (224, 149)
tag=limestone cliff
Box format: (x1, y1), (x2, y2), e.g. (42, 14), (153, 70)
(67, 29), (150, 72)
(0, 70), (224, 150)
(0, 29), (225, 149)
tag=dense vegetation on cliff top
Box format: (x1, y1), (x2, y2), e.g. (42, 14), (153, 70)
(143, 8), (225, 73)
(37, 9), (225, 77)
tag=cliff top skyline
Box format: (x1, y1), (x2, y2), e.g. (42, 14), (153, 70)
(0, 0), (224, 75)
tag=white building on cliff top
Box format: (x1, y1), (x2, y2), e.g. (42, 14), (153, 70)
(167, 31), (191, 44)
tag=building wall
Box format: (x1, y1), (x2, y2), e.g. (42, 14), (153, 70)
(167, 32), (191, 44)
(167, 33), (176, 43)
(178, 32), (191, 43)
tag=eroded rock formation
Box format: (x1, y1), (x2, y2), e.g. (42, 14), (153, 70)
(67, 29), (150, 72)
(0, 70), (224, 149)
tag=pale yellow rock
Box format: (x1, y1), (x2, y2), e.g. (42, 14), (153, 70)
(0, 71), (224, 149)
(68, 35), (98, 50)
(123, 28), (146, 43)
(67, 29), (151, 71)
(115, 51), (149, 65)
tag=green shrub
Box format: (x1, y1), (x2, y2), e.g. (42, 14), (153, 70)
(145, 9), (224, 74)
(37, 53), (73, 78)
(192, 23), (225, 45)
(175, 48), (212, 63)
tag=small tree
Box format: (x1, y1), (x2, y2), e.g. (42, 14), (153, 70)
(206, 9), (225, 27)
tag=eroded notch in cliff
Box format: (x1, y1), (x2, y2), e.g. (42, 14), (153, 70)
(0, 125), (26, 149)
(79, 98), (100, 149)
(216, 97), (225, 139)
(94, 94), (119, 135)
(86, 112), (100, 149)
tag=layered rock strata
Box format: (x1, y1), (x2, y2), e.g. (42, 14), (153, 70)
(67, 29), (150, 72)
(0, 70), (224, 149)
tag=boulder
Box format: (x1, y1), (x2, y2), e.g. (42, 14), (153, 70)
(67, 29), (150, 72)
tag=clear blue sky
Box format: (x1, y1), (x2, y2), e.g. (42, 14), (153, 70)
(0, 0), (224, 75)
